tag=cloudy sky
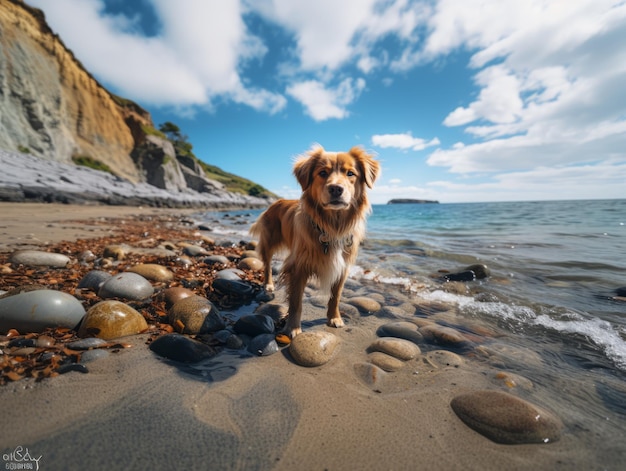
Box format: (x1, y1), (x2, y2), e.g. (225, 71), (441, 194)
(29, 0), (626, 203)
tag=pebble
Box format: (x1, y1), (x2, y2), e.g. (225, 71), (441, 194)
(346, 296), (382, 314)
(419, 324), (470, 348)
(368, 337), (421, 361)
(127, 263), (174, 282)
(376, 321), (423, 345)
(204, 255), (230, 266)
(77, 270), (112, 290)
(368, 351), (405, 372)
(238, 257), (263, 270)
(0, 289), (85, 333)
(215, 268), (245, 281)
(254, 303), (288, 324)
(98, 272), (154, 301)
(424, 350), (464, 368)
(167, 295), (225, 334)
(442, 270), (476, 282)
(161, 287), (195, 309)
(450, 390), (563, 444)
(9, 250), (70, 267)
(68, 338), (109, 350)
(241, 250), (259, 259)
(149, 333), (218, 363)
(289, 331), (339, 367)
(183, 245), (210, 257)
(212, 278), (255, 299)
(78, 300), (148, 339)
(493, 371), (534, 391)
(353, 362), (387, 386)
(234, 314), (275, 336)
(465, 264), (491, 279)
(247, 334), (279, 356)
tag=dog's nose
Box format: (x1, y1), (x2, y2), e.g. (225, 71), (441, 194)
(328, 185), (344, 197)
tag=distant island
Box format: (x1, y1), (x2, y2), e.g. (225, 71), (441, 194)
(387, 199), (439, 204)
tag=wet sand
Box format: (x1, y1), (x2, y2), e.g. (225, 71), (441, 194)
(0, 203), (599, 470)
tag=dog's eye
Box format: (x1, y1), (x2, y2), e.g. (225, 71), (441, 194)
(319, 170), (329, 178)
(347, 170), (356, 177)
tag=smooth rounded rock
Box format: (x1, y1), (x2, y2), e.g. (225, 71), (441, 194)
(149, 333), (218, 363)
(204, 255), (230, 266)
(127, 263), (174, 282)
(103, 245), (127, 260)
(161, 287), (195, 309)
(78, 300), (148, 339)
(450, 390), (563, 444)
(234, 314), (275, 336)
(289, 331), (339, 367)
(10, 250), (70, 267)
(183, 245), (209, 257)
(168, 295), (225, 334)
(81, 349), (110, 363)
(425, 350), (464, 368)
(238, 257), (263, 270)
(215, 268), (245, 281)
(347, 296), (382, 314)
(212, 278), (255, 298)
(0, 289), (85, 334)
(376, 321), (423, 345)
(68, 338), (109, 350)
(419, 324), (470, 348)
(247, 334), (279, 356)
(465, 264), (491, 279)
(98, 272), (154, 301)
(77, 270), (112, 290)
(368, 337), (421, 361)
(368, 351), (405, 372)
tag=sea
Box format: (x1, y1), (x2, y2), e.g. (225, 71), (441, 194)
(197, 198), (626, 437)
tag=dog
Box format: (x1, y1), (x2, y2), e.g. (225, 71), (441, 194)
(250, 145), (380, 338)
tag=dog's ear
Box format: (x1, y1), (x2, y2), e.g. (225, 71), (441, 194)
(350, 147), (380, 188)
(293, 146), (324, 190)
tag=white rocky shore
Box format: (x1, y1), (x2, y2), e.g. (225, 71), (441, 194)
(0, 149), (269, 209)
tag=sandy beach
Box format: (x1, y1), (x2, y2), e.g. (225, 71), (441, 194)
(0, 203), (610, 470)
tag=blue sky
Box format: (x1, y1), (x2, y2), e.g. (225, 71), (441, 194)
(29, 0), (626, 203)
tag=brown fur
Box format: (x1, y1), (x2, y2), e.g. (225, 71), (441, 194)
(250, 145), (380, 337)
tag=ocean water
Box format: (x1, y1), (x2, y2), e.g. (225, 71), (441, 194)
(197, 199), (626, 445)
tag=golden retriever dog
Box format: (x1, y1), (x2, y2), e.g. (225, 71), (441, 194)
(250, 145), (380, 338)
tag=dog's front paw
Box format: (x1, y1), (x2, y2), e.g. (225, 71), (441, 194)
(282, 325), (302, 338)
(265, 283), (275, 293)
(327, 317), (345, 328)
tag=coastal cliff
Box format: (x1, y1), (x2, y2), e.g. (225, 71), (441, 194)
(0, 0), (271, 207)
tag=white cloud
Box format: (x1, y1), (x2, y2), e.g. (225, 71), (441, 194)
(286, 78), (365, 121)
(29, 0), (285, 112)
(372, 132), (440, 151)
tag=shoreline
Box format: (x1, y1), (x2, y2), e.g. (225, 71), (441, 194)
(0, 203), (619, 470)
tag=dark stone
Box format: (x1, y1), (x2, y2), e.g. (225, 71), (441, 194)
(77, 270), (112, 290)
(465, 264), (491, 279)
(615, 287), (626, 297)
(442, 270), (476, 282)
(234, 314), (275, 336)
(247, 334), (279, 356)
(149, 333), (218, 363)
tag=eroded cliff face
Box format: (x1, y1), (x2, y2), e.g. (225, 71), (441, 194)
(0, 0), (150, 182)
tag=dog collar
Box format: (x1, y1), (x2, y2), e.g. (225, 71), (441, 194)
(311, 218), (353, 254)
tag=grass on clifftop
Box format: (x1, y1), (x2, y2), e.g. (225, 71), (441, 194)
(72, 155), (115, 175)
(197, 160), (276, 198)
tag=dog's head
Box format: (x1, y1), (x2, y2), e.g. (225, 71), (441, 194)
(293, 145), (380, 211)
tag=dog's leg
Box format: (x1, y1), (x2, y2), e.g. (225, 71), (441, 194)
(283, 271), (308, 338)
(326, 270), (347, 328)
(256, 241), (275, 292)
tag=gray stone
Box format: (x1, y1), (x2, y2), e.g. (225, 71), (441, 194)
(234, 314), (275, 336)
(215, 268), (245, 280)
(68, 338), (109, 350)
(98, 272), (154, 301)
(0, 289), (85, 333)
(376, 321), (423, 344)
(451, 390), (563, 444)
(10, 250), (70, 267)
(247, 334), (279, 356)
(77, 270), (112, 290)
(204, 255), (230, 266)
